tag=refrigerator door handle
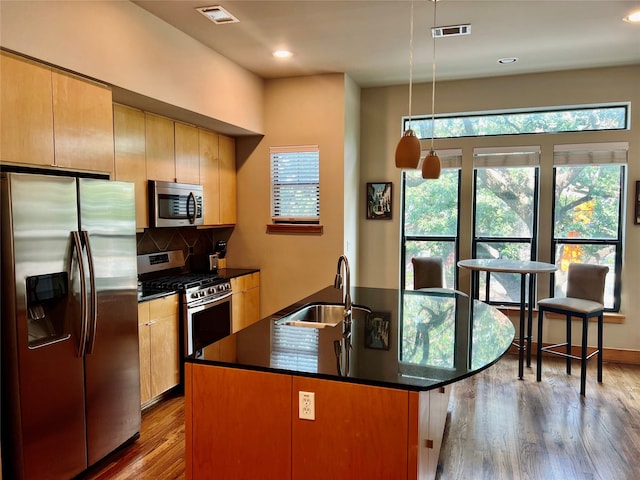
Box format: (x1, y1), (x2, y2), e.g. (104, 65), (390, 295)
(188, 191), (197, 224)
(82, 230), (99, 355)
(72, 231), (90, 357)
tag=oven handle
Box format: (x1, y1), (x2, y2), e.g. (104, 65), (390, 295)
(186, 291), (233, 311)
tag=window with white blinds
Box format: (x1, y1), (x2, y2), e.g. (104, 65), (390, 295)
(270, 145), (320, 223)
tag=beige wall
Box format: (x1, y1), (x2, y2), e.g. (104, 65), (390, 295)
(343, 75), (361, 286)
(359, 65), (640, 352)
(230, 74), (352, 317)
(0, 0), (263, 135)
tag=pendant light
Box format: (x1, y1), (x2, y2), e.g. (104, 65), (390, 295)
(394, 1), (421, 169)
(422, 0), (441, 179)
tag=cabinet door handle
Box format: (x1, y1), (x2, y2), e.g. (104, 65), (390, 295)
(147, 320), (156, 326)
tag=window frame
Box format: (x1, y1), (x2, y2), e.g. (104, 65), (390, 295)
(471, 166), (540, 305)
(401, 168), (462, 291)
(268, 145), (323, 234)
(549, 164), (626, 312)
(402, 103), (629, 140)
(269, 145), (320, 224)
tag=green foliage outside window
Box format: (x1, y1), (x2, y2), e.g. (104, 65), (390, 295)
(405, 105), (627, 139)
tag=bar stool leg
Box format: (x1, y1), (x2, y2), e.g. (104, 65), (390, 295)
(580, 315), (588, 396)
(518, 273), (526, 379)
(597, 314), (604, 383)
(526, 273), (535, 367)
(536, 308), (544, 382)
(566, 314), (572, 375)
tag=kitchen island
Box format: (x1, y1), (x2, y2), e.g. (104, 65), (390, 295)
(184, 286), (514, 480)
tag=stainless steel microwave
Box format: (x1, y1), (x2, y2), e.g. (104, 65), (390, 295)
(149, 180), (204, 227)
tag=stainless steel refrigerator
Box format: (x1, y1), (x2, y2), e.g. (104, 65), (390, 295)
(1, 172), (141, 479)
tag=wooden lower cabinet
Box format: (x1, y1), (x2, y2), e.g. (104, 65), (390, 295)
(201, 335), (237, 363)
(138, 295), (180, 406)
(231, 272), (260, 332)
(186, 363), (451, 480)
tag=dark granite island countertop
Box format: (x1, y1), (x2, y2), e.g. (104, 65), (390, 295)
(184, 286), (514, 480)
(186, 286), (514, 391)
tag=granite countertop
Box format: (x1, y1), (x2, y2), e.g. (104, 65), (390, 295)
(187, 286), (515, 392)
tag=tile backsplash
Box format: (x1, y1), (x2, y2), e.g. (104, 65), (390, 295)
(136, 227), (230, 272)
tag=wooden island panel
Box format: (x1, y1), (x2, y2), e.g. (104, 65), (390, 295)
(187, 364), (292, 480)
(291, 376), (410, 480)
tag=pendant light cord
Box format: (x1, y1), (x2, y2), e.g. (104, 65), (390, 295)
(430, 0), (437, 151)
(407, 1), (415, 129)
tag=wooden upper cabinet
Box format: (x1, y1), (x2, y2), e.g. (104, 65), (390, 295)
(219, 134), (237, 225)
(0, 52), (54, 166)
(145, 113), (175, 182)
(199, 128), (220, 225)
(114, 104), (148, 229)
(52, 70), (114, 174)
(175, 122), (200, 185)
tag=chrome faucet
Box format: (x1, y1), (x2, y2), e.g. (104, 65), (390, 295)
(334, 255), (352, 375)
(334, 254), (352, 328)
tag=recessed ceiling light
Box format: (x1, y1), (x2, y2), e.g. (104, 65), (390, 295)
(623, 10), (640, 23)
(498, 57), (518, 64)
(273, 50), (293, 59)
(195, 5), (239, 24)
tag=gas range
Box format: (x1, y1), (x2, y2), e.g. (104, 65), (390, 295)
(138, 250), (233, 359)
(143, 273), (231, 304)
(137, 250), (231, 304)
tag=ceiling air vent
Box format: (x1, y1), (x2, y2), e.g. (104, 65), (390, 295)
(195, 5), (239, 24)
(432, 24), (471, 38)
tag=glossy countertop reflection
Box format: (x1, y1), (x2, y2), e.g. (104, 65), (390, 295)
(186, 286), (515, 392)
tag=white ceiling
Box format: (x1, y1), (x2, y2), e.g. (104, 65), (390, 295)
(133, 0), (640, 88)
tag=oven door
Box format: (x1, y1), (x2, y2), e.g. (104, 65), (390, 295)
(184, 292), (232, 356)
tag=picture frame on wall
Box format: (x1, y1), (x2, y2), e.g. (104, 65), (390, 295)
(364, 312), (391, 350)
(366, 182), (392, 220)
(635, 181), (640, 225)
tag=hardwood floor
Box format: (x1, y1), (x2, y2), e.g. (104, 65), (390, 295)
(80, 355), (640, 479)
(436, 355), (640, 480)
(79, 394), (185, 480)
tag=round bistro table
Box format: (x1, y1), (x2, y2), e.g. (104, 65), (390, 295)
(458, 258), (558, 379)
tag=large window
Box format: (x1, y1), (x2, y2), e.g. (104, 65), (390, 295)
(402, 151), (461, 290)
(551, 144), (627, 311)
(399, 106), (629, 313)
(472, 148), (540, 305)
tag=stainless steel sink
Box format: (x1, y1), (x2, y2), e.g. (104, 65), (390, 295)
(275, 303), (371, 328)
